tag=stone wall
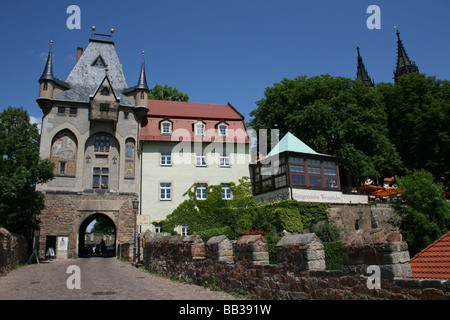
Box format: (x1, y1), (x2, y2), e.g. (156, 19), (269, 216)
(37, 192), (136, 259)
(0, 228), (29, 275)
(143, 228), (450, 300)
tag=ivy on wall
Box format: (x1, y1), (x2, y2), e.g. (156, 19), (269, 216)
(155, 177), (330, 238)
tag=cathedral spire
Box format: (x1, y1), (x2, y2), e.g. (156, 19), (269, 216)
(356, 45), (374, 87)
(39, 40), (55, 82)
(394, 27), (419, 83)
(135, 51), (149, 92)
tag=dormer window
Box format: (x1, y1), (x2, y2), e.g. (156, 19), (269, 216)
(92, 56), (106, 67)
(219, 125), (227, 136)
(100, 87), (110, 95)
(215, 121), (228, 137)
(160, 119), (173, 135)
(194, 121), (206, 136)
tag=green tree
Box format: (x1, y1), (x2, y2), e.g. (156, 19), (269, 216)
(390, 169), (450, 256)
(148, 84), (189, 102)
(249, 75), (403, 187)
(91, 217), (115, 234)
(0, 107), (54, 236)
(377, 73), (450, 187)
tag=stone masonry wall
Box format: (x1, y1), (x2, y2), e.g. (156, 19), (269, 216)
(38, 192), (137, 259)
(143, 227), (450, 300)
(0, 228), (29, 275)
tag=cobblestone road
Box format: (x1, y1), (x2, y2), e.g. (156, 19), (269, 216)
(0, 257), (240, 300)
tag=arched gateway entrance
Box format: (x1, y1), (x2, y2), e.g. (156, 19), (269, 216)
(78, 213), (116, 257)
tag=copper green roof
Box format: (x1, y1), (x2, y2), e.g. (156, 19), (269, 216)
(266, 132), (333, 158)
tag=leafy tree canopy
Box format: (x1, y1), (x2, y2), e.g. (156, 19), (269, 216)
(91, 217), (115, 234)
(148, 84), (189, 102)
(0, 107), (54, 236)
(377, 73), (450, 187)
(390, 169), (450, 256)
(248, 75), (403, 188)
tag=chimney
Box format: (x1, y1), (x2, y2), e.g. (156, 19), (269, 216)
(76, 47), (83, 63)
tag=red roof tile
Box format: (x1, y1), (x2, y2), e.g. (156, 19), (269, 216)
(410, 231), (450, 280)
(140, 100), (249, 143)
(146, 100), (244, 120)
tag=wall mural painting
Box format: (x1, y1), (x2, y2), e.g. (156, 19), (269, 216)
(51, 134), (77, 175)
(124, 140), (135, 178)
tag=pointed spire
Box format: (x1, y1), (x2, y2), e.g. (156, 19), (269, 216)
(356, 45), (374, 87)
(39, 40), (55, 82)
(394, 27), (419, 83)
(135, 51), (149, 92)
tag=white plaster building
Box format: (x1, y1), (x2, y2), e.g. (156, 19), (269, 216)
(139, 100), (250, 234)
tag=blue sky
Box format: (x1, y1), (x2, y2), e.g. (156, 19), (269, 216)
(0, 1), (449, 126)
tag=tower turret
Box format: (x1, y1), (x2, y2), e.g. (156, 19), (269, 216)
(36, 40), (70, 114)
(356, 45), (374, 87)
(394, 27), (419, 83)
(134, 51), (150, 108)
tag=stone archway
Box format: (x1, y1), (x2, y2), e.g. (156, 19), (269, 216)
(78, 213), (116, 257)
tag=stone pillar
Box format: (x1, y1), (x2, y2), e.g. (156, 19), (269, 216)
(342, 227), (412, 279)
(182, 235), (205, 260)
(234, 235), (269, 266)
(206, 235), (234, 263)
(276, 233), (326, 270)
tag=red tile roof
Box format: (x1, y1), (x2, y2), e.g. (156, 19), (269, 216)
(140, 100), (249, 143)
(410, 231), (450, 280)
(146, 100), (244, 120)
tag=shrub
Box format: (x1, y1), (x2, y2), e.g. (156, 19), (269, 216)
(323, 242), (343, 270)
(197, 226), (234, 242)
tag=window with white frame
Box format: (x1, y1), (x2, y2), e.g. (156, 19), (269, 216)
(219, 154), (230, 167)
(181, 223), (189, 236)
(195, 123), (205, 136)
(161, 121), (171, 135)
(196, 183), (207, 200)
(222, 184), (232, 200)
(160, 183), (172, 200)
(154, 224), (162, 233)
(218, 125), (228, 136)
(160, 152), (172, 166)
(196, 153), (206, 167)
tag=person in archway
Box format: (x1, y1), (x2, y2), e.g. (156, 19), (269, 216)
(100, 239), (106, 256)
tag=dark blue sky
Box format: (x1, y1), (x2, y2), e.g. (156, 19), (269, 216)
(1, 1), (449, 126)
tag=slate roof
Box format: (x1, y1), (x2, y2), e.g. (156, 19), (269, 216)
(266, 132), (335, 158)
(410, 231), (450, 280)
(51, 39), (135, 107)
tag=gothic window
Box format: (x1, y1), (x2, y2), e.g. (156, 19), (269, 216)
(51, 130), (77, 176)
(94, 135), (110, 152)
(124, 138), (135, 178)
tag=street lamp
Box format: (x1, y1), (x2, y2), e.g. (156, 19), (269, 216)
(232, 212), (238, 240)
(132, 198), (139, 266)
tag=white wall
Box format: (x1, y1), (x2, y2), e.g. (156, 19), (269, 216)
(140, 141), (250, 232)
